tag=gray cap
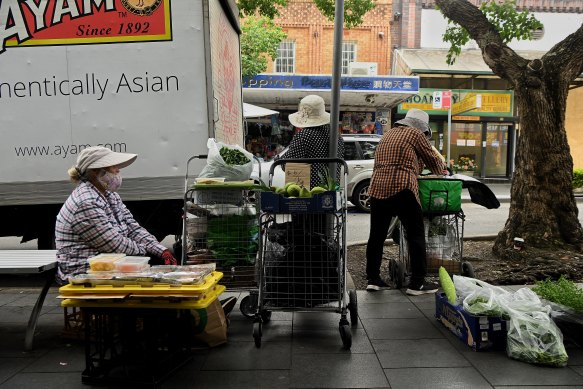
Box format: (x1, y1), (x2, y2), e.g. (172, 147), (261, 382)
(395, 108), (431, 137)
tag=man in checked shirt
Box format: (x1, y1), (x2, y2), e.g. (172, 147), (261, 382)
(365, 109), (449, 295)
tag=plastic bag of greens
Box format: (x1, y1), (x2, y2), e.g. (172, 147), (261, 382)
(506, 308), (568, 367)
(453, 275), (509, 301)
(199, 139), (254, 181)
(498, 287), (551, 315)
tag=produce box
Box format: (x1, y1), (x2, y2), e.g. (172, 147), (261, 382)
(260, 191), (341, 213)
(435, 292), (508, 351)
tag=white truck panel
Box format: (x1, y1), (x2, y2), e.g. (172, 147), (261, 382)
(0, 0), (243, 205)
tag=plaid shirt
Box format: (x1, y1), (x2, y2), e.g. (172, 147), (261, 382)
(368, 125), (447, 204)
(55, 181), (166, 284)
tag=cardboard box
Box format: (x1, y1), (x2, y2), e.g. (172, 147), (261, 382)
(260, 191), (340, 213)
(435, 293), (508, 351)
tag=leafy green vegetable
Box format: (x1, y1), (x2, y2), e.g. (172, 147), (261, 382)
(439, 266), (456, 304)
(316, 167), (339, 191)
(219, 147), (250, 166)
(533, 276), (583, 312)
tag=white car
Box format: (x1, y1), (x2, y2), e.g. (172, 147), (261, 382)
(252, 134), (380, 212)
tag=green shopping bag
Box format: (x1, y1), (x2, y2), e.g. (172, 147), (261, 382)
(418, 179), (462, 213)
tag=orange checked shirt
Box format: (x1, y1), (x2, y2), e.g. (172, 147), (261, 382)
(368, 125), (447, 205)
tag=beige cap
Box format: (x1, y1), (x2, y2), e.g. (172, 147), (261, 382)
(75, 146), (137, 174)
(288, 95), (331, 128)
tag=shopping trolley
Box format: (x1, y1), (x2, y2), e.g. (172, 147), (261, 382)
(180, 155), (261, 315)
(254, 158), (357, 349)
(390, 177), (475, 289)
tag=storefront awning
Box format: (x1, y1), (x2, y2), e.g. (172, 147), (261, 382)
(243, 103), (279, 118)
(242, 74), (420, 111)
(393, 49), (550, 76)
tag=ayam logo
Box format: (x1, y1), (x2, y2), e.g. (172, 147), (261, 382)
(0, 0), (163, 55)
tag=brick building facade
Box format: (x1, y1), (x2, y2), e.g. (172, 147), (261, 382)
(264, 0), (394, 75)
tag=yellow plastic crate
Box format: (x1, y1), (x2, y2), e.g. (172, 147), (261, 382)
(61, 285), (225, 310)
(59, 271), (223, 296)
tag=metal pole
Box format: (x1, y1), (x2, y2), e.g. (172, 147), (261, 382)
(447, 90), (452, 167)
(328, 0), (344, 164)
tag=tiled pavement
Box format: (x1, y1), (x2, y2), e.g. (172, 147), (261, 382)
(2, 283), (583, 389)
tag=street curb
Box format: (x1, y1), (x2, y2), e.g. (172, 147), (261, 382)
(347, 235), (498, 248)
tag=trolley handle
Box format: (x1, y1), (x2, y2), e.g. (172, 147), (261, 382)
(184, 154), (208, 193)
(269, 157), (349, 177)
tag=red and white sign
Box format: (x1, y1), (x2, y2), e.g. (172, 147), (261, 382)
(441, 91), (452, 109)
(432, 90), (452, 109)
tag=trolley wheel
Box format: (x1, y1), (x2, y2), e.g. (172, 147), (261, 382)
(461, 261), (475, 277)
(239, 294), (257, 319)
(339, 323), (352, 350)
(260, 310), (272, 323)
(389, 258), (405, 289)
(253, 321), (262, 348)
(348, 290), (358, 327)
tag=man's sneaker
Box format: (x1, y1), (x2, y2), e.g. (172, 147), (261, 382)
(406, 282), (439, 296)
(366, 278), (390, 291)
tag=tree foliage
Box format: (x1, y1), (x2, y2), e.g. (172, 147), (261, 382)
(240, 16), (287, 79)
(441, 0), (542, 65)
(238, 0), (376, 29)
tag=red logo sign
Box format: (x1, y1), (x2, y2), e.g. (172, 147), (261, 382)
(0, 0), (172, 55)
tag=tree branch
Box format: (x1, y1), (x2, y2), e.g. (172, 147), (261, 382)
(543, 23), (583, 83)
(435, 0), (526, 84)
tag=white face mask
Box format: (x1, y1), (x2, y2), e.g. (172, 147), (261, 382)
(98, 171), (122, 192)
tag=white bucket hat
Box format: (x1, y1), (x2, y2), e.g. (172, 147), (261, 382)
(75, 146), (137, 174)
(288, 95), (331, 128)
(395, 108), (432, 138)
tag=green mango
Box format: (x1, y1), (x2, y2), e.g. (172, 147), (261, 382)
(275, 187), (286, 195)
(310, 186), (327, 195)
(299, 186), (312, 198)
(287, 184), (301, 197)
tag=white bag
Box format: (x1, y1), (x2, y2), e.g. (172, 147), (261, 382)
(199, 139), (254, 181)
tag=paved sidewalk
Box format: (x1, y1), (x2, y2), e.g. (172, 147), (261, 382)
(1, 284), (583, 389)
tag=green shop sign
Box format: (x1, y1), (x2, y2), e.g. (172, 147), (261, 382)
(398, 88), (514, 117)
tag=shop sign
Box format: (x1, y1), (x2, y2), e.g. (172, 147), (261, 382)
(452, 94), (482, 115)
(243, 75), (420, 92)
(398, 88), (513, 117)
(453, 115), (480, 121)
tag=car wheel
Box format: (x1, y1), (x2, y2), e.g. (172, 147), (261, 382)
(352, 180), (371, 213)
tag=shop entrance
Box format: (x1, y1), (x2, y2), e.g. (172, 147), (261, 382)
(445, 122), (513, 179)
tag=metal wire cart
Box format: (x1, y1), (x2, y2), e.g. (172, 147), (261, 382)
(181, 156), (261, 315)
(254, 158), (358, 349)
(390, 177), (475, 289)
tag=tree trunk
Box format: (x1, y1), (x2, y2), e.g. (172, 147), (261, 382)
(493, 78), (583, 255)
(433, 0), (583, 257)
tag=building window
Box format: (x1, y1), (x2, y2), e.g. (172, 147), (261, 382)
(342, 42), (357, 74)
(274, 41), (295, 73)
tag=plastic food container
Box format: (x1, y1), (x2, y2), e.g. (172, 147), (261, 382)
(114, 256), (150, 272)
(69, 273), (116, 285)
(88, 254), (126, 271)
(161, 271), (206, 285)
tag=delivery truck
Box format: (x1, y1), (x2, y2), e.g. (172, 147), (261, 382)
(0, 0), (244, 248)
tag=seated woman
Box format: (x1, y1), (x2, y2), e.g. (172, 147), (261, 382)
(55, 146), (177, 285)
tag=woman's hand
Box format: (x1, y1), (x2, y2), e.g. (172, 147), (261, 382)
(161, 249), (178, 265)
